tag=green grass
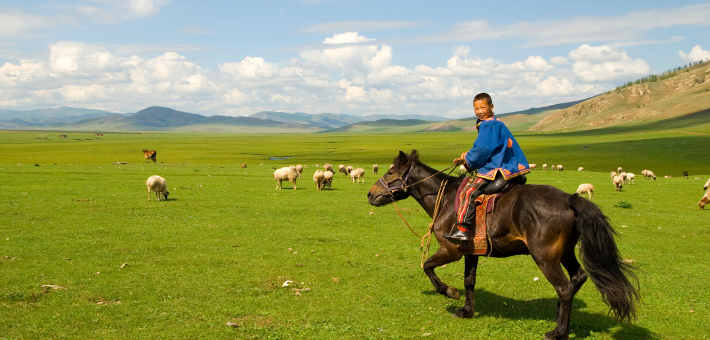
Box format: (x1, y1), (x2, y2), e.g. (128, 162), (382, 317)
(1, 129), (709, 339)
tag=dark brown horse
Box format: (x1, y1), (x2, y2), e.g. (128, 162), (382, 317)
(367, 150), (639, 340)
(143, 150), (157, 163)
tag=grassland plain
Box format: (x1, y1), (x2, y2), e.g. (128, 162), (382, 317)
(0, 130), (708, 339)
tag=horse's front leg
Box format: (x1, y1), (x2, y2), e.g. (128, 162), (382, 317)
(455, 254), (479, 318)
(423, 247), (463, 300)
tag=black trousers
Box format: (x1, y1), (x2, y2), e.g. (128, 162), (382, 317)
(457, 172), (527, 228)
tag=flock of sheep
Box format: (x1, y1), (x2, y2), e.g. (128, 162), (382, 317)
(273, 163), (378, 190)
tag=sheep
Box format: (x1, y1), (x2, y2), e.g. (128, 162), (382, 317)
(578, 167), (584, 171)
(324, 170), (334, 189)
(613, 175), (623, 191)
(146, 175), (169, 201)
(529, 163), (537, 170)
(611, 171), (617, 179)
(350, 168), (365, 183)
(274, 167), (298, 190)
(295, 164), (303, 177)
(626, 172), (635, 184)
(617, 167), (623, 173)
(240, 163), (247, 168)
(700, 186), (710, 209)
(373, 164), (379, 174)
(619, 172), (627, 185)
(338, 164), (346, 174)
(551, 164), (556, 170)
(543, 164), (548, 170)
(313, 169), (325, 190)
(704, 178), (710, 190)
(323, 163), (334, 173)
(346, 165), (354, 175)
(556, 165), (563, 172)
(576, 183), (594, 199)
(641, 170), (657, 180)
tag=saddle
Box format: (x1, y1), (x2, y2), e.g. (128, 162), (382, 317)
(455, 177), (520, 255)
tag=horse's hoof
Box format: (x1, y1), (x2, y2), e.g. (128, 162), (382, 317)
(543, 331), (568, 340)
(453, 307), (474, 318)
(446, 286), (460, 300)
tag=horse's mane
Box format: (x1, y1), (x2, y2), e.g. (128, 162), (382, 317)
(402, 149), (466, 185)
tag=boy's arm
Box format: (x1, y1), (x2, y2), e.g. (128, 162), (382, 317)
(463, 122), (500, 170)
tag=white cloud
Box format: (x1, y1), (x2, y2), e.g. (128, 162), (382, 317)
(323, 32), (374, 44)
(571, 46), (650, 83)
(569, 44), (623, 62)
(0, 10), (54, 38)
(297, 20), (426, 34)
(550, 56), (569, 65)
(74, 0), (170, 23)
(679, 45), (710, 63)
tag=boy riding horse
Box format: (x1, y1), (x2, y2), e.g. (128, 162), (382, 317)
(444, 93), (530, 244)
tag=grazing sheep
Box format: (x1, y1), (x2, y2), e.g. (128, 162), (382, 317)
(619, 172), (627, 185)
(578, 167), (584, 171)
(346, 165), (354, 175)
(324, 170), (334, 189)
(315, 164), (320, 168)
(641, 170), (657, 180)
(683, 171), (689, 179)
(350, 168), (365, 183)
(610, 171), (617, 179)
(323, 163), (334, 173)
(617, 167), (623, 173)
(373, 164), (379, 174)
(274, 167), (298, 190)
(313, 170), (325, 190)
(556, 165), (563, 172)
(700, 186), (710, 209)
(576, 183), (594, 199)
(551, 165), (556, 170)
(146, 175), (169, 201)
(704, 178), (710, 190)
(613, 175), (623, 191)
(240, 163), (247, 168)
(626, 172), (635, 184)
(295, 164), (303, 177)
(338, 164), (346, 174)
(529, 163), (537, 170)
(542, 164), (548, 170)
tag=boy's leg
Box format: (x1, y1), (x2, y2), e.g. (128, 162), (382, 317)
(445, 177), (489, 244)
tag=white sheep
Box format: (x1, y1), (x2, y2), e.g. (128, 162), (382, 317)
(641, 170), (657, 180)
(703, 178), (710, 190)
(350, 168), (365, 183)
(556, 165), (563, 172)
(617, 167), (623, 173)
(295, 164), (303, 177)
(346, 165), (354, 175)
(529, 163), (537, 170)
(576, 183), (594, 199)
(373, 164), (379, 174)
(699, 186), (710, 209)
(274, 167), (298, 190)
(313, 169), (325, 190)
(338, 164), (346, 174)
(323, 163), (334, 173)
(551, 164), (556, 170)
(146, 175), (169, 201)
(613, 175), (623, 191)
(619, 172), (627, 185)
(626, 172), (635, 184)
(610, 171), (617, 179)
(542, 164), (548, 170)
(324, 170), (334, 189)
(578, 167), (584, 171)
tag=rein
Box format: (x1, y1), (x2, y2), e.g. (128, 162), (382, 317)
(386, 163), (459, 267)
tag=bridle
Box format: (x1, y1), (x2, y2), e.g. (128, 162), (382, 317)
(378, 163), (415, 195)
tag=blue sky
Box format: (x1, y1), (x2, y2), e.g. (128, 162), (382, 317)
(2, 0), (710, 118)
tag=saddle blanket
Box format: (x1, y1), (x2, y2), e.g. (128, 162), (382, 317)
(455, 178), (494, 255)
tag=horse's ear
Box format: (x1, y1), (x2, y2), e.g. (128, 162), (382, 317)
(409, 149), (419, 162)
(393, 151), (408, 167)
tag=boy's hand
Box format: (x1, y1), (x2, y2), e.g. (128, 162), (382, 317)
(453, 152), (467, 165)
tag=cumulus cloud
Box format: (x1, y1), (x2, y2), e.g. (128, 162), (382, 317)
(679, 45), (710, 63)
(0, 10), (54, 38)
(570, 44), (650, 82)
(569, 44), (623, 62)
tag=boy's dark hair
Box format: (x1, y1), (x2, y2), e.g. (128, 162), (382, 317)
(473, 93), (493, 106)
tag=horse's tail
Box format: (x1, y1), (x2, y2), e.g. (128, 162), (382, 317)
(569, 193), (640, 323)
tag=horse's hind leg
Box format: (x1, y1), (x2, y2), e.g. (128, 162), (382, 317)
(455, 254), (479, 318)
(534, 256), (574, 340)
(561, 247), (587, 297)
(423, 247), (462, 300)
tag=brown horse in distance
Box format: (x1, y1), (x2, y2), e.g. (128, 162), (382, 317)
(143, 150), (157, 163)
(367, 150), (639, 340)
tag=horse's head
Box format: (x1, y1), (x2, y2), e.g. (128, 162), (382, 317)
(367, 150), (418, 206)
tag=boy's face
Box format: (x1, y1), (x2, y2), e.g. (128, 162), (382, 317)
(473, 99), (494, 120)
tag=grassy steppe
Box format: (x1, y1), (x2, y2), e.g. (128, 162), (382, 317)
(1, 129), (709, 339)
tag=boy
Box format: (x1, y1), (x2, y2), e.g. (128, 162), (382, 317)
(444, 93), (530, 244)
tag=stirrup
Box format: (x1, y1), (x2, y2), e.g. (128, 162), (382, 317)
(444, 224), (470, 245)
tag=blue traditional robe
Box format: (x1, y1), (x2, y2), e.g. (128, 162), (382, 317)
(463, 116), (530, 180)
